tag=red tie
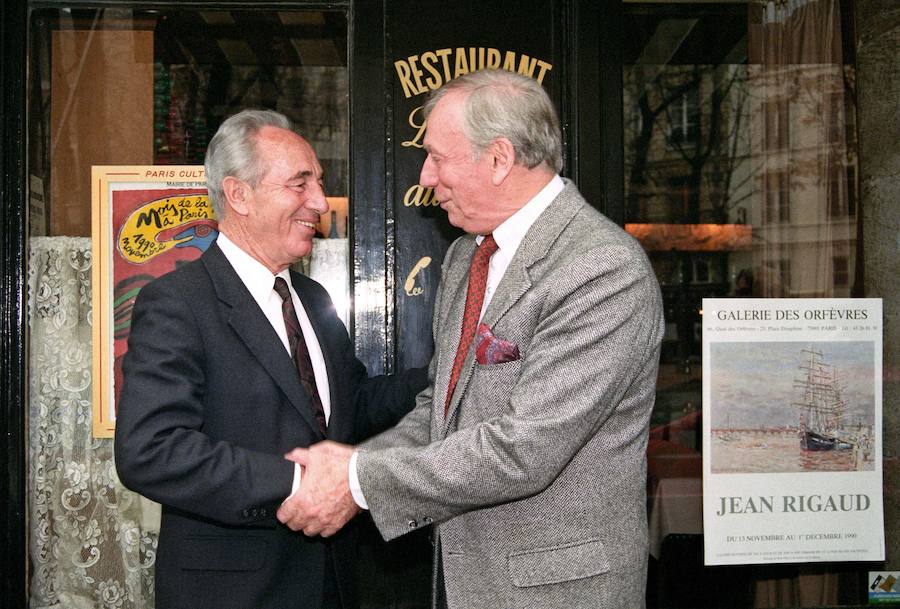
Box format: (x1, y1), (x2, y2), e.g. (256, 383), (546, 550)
(445, 234), (498, 416)
(274, 277), (327, 436)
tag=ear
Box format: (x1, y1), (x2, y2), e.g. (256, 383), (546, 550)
(488, 138), (515, 186)
(222, 176), (252, 216)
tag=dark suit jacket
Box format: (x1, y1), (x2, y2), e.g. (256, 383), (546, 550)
(115, 243), (425, 609)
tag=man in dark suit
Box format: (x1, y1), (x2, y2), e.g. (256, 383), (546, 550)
(114, 109), (426, 609)
(277, 70), (664, 609)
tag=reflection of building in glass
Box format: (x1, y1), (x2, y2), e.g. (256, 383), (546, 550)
(623, 20), (858, 365)
(624, 60), (755, 363)
(747, 62), (858, 299)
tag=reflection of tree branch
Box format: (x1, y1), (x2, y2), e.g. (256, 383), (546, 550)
(626, 68), (704, 219)
(722, 190), (754, 210)
(625, 62), (829, 225)
(716, 67), (750, 218)
(664, 66), (740, 221)
(721, 150), (772, 212)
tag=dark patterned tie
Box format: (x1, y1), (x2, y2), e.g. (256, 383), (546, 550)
(274, 277), (327, 435)
(445, 234), (499, 416)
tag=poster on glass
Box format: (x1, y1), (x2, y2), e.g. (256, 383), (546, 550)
(702, 298), (883, 565)
(91, 166), (213, 437)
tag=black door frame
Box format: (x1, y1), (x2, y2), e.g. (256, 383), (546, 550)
(1, 0), (29, 604)
(349, 0), (392, 374)
(0, 1), (621, 603)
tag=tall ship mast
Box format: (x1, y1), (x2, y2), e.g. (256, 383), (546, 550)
(792, 347), (852, 451)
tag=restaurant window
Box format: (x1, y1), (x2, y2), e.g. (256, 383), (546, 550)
(623, 1), (885, 607)
(764, 170), (790, 223)
(846, 164), (857, 216)
(630, 100), (645, 138)
(24, 7), (348, 607)
(826, 91), (850, 144)
(829, 164), (857, 218)
(782, 257), (793, 294)
(834, 255), (849, 288)
(667, 83), (701, 147)
(764, 98), (789, 151)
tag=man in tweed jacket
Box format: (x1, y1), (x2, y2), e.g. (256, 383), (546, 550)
(278, 69), (664, 609)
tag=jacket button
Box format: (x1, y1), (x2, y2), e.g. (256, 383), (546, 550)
(242, 509), (250, 518)
(407, 519), (418, 529)
(422, 516), (433, 525)
(259, 509), (267, 517)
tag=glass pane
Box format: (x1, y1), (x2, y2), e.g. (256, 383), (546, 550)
(29, 8), (349, 304)
(25, 7), (347, 607)
(624, 2), (870, 607)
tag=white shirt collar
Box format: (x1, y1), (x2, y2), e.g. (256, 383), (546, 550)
(477, 174), (565, 255)
(216, 232), (290, 303)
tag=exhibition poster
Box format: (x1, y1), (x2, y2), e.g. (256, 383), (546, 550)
(702, 298), (884, 565)
(91, 166), (213, 437)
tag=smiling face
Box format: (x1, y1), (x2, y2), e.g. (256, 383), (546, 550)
(419, 92), (499, 235)
(231, 126), (328, 272)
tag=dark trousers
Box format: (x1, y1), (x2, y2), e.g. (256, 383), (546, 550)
(433, 537), (448, 609)
(323, 545), (343, 609)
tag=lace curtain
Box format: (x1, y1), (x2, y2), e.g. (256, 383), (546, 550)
(28, 237), (159, 609)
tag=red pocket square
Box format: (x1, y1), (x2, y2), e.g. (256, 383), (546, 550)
(475, 323), (520, 365)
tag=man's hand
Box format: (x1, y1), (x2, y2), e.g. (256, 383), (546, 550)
(276, 441), (360, 537)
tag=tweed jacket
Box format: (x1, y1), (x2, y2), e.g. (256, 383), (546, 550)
(357, 181), (665, 609)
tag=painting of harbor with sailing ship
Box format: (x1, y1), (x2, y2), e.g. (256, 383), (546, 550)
(709, 341), (875, 474)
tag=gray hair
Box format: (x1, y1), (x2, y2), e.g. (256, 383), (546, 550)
(204, 109), (292, 218)
(422, 69), (563, 173)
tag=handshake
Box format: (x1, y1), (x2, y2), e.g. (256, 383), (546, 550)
(276, 441), (361, 537)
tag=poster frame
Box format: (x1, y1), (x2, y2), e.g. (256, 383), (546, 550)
(701, 297), (884, 566)
(91, 165), (209, 437)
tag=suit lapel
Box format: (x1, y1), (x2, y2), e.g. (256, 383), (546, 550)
(482, 183), (584, 328)
(441, 182), (585, 433)
(201, 244), (324, 437)
(432, 237), (476, 438)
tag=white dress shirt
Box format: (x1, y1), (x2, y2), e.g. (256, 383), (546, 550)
(478, 175), (564, 318)
(217, 232), (331, 495)
(349, 175), (565, 509)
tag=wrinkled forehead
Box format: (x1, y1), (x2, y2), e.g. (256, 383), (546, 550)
(256, 126), (322, 178)
(424, 92), (470, 149)
(429, 90), (468, 127)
